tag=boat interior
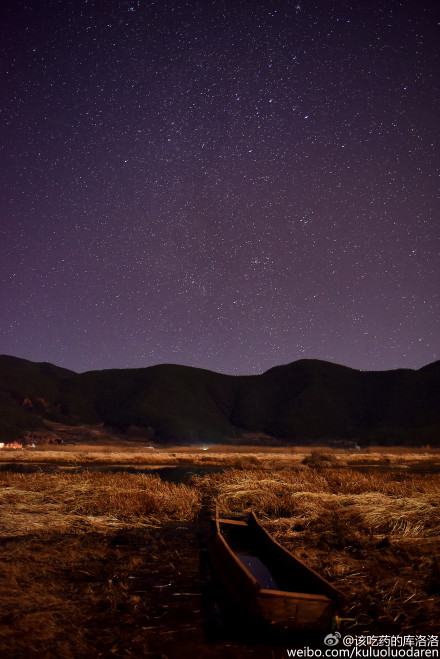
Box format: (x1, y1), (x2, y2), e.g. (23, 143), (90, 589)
(217, 516), (337, 598)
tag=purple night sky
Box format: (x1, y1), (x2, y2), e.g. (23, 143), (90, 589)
(0, 0), (438, 375)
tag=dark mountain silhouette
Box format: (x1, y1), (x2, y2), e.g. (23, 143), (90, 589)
(0, 354), (439, 445)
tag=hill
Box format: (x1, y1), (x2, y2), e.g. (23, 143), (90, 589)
(0, 355), (439, 445)
(0, 355), (76, 440)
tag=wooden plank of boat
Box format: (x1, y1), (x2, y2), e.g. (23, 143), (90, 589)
(208, 508), (344, 631)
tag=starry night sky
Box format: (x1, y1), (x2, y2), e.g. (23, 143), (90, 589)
(1, 0), (438, 375)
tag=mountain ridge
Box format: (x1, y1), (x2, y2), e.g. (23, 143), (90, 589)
(0, 354), (439, 445)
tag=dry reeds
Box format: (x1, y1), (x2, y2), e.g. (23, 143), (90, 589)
(1, 446), (439, 651)
(0, 471), (201, 529)
(0, 525), (201, 658)
(0, 469), (203, 657)
(192, 465), (440, 633)
(1, 444), (439, 473)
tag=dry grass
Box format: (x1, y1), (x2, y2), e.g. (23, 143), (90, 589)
(193, 465), (440, 633)
(0, 525), (205, 658)
(0, 447), (439, 656)
(1, 444), (439, 472)
(0, 471), (203, 658)
(0, 471), (200, 533)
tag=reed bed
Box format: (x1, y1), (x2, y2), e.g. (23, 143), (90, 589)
(1, 448), (439, 654)
(1, 444), (439, 470)
(0, 471), (201, 534)
(193, 466), (440, 633)
(0, 468), (205, 658)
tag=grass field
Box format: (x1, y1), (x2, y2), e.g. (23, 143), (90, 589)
(0, 445), (439, 658)
(1, 442), (439, 467)
(196, 465), (440, 634)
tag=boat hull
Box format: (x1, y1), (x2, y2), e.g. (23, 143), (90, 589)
(208, 513), (343, 631)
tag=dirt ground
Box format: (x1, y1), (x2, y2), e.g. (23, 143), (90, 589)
(0, 519), (302, 658)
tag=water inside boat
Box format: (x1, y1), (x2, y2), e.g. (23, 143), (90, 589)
(236, 554), (280, 590)
(219, 521), (285, 590)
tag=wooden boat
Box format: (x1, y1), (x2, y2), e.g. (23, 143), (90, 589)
(208, 509), (344, 631)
